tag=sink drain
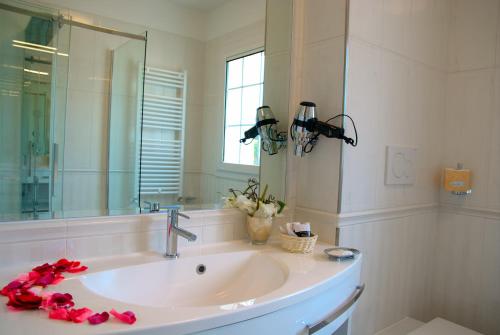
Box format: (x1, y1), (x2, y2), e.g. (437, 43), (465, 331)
(196, 264), (206, 275)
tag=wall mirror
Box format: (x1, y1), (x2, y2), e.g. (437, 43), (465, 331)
(0, 0), (292, 222)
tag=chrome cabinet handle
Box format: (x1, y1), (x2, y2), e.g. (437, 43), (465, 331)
(306, 284), (365, 334)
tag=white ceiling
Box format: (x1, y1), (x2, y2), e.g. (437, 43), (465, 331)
(169, 0), (230, 12)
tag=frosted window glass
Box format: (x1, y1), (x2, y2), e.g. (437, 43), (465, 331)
(223, 51), (264, 166)
(224, 126), (241, 164)
(241, 85), (261, 125)
(243, 53), (262, 85)
(225, 88), (242, 126)
(227, 58), (243, 89)
(239, 130), (260, 165)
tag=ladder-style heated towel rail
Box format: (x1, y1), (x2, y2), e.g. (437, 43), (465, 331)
(140, 66), (187, 196)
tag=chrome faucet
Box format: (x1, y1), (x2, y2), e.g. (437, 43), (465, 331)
(143, 201), (160, 213)
(165, 206), (197, 258)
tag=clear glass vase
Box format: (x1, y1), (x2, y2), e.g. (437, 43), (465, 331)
(247, 216), (272, 245)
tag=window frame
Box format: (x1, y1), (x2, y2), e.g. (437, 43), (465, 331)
(220, 48), (265, 171)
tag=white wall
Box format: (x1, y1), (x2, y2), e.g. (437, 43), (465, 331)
(259, 0), (293, 203)
(200, 21), (265, 204)
(290, 0), (347, 244)
(338, 0), (450, 334)
(28, 0), (208, 41)
(431, 1), (500, 334)
(339, 1), (500, 334)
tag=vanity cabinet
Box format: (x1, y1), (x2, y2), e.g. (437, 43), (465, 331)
(193, 264), (361, 335)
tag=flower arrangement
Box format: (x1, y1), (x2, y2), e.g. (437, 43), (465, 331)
(224, 178), (285, 218)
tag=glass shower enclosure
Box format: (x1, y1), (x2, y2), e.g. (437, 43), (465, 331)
(0, 1), (69, 220)
(0, 0), (147, 221)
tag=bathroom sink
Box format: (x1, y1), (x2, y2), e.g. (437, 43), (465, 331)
(80, 251), (288, 308)
(0, 241), (362, 335)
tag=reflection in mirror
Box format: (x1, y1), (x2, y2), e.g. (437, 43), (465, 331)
(0, 0), (292, 222)
(140, 0), (266, 209)
(0, 1), (69, 221)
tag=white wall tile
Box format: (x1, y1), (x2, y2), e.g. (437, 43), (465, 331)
(348, 0), (383, 46)
(343, 1), (500, 335)
(296, 33), (345, 213)
(431, 212), (500, 333)
(0, 239), (66, 268)
(477, 218), (500, 334)
(487, 69), (500, 209)
(341, 39), (381, 212)
(448, 0), (499, 72)
(408, 0), (450, 70)
(339, 212), (437, 335)
(303, 0), (346, 44)
(294, 207), (337, 243)
(441, 69), (495, 209)
(0, 220), (66, 243)
(381, 0), (412, 56)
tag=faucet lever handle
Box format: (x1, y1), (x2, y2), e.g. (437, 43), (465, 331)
(178, 212), (190, 219)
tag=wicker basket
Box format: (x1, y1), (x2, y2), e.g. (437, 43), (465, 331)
(280, 233), (318, 253)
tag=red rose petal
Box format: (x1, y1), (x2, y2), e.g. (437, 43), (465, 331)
(52, 259), (84, 273)
(15, 273), (29, 282)
(7, 290), (42, 310)
(110, 309), (136, 324)
(68, 307), (93, 323)
(32, 263), (54, 275)
(49, 308), (70, 321)
(88, 312), (109, 325)
(66, 265), (88, 273)
(34, 272), (54, 287)
(0, 280), (24, 296)
(41, 292), (74, 310)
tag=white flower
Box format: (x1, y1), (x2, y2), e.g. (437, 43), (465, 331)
(222, 196), (236, 209)
(234, 195), (256, 215)
(254, 202), (277, 218)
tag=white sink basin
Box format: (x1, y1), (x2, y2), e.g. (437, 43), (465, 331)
(80, 251), (288, 308)
(0, 241), (362, 335)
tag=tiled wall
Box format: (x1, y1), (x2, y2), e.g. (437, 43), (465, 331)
(432, 209), (500, 334)
(340, 0), (500, 334)
(0, 208), (248, 268)
(199, 21), (264, 204)
(289, 0), (347, 242)
(341, 0), (448, 213)
(337, 2), (449, 331)
(441, 0), (500, 212)
(339, 210), (437, 335)
(431, 1), (500, 334)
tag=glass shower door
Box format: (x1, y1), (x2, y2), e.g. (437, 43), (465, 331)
(108, 37), (146, 214)
(0, 1), (69, 220)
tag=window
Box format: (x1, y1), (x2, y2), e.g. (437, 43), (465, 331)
(223, 51), (265, 166)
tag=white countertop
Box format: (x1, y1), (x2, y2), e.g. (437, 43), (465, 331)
(0, 240), (361, 335)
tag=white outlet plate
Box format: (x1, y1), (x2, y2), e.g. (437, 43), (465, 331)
(385, 146), (417, 185)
